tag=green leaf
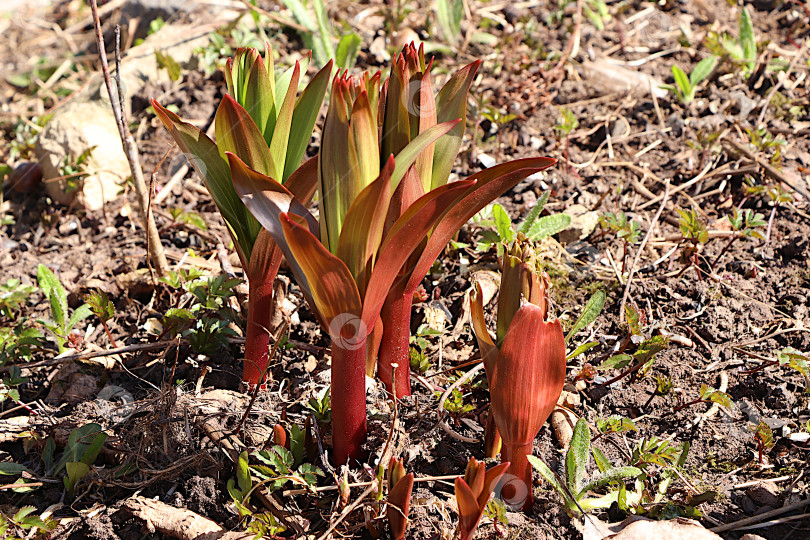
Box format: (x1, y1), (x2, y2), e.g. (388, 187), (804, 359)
(431, 60), (480, 190)
(311, 0), (336, 66)
(155, 50), (181, 81)
(13, 506), (36, 522)
(335, 33), (361, 69)
(597, 354), (632, 371)
(634, 335), (668, 364)
(625, 304), (642, 335)
(739, 7), (756, 73)
(690, 56), (717, 87)
(279, 0), (332, 67)
(64, 461), (90, 495)
(66, 303), (92, 334)
(567, 419), (591, 495)
(565, 290), (606, 344)
(152, 100), (259, 264)
(579, 466), (643, 495)
(566, 341), (599, 361)
(517, 190), (550, 235)
(492, 204), (515, 243)
(37, 265), (67, 330)
(237, 450), (251, 495)
(671, 65), (692, 102)
(284, 61), (332, 181)
(267, 62), (300, 183)
(527, 455), (578, 511)
(0, 462), (28, 475)
(591, 446), (612, 473)
(436, 0), (464, 45)
(392, 120), (460, 190)
(56, 423), (105, 474)
(597, 416), (637, 434)
(525, 213), (571, 241)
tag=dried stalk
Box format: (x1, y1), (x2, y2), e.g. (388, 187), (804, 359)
(89, 0), (168, 277)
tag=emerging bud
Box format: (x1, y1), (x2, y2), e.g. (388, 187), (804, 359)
(386, 457), (414, 540)
(454, 458), (510, 540)
(471, 236), (567, 512)
(272, 423), (287, 449)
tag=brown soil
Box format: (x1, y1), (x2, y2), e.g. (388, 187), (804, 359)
(1, 0), (809, 539)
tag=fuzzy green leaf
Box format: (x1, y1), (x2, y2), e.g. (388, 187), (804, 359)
(565, 289), (606, 344)
(525, 213), (571, 241)
(567, 419), (591, 495)
(689, 56), (717, 87)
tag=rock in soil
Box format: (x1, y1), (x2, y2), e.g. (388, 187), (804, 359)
(746, 480), (781, 507)
(35, 101), (130, 210)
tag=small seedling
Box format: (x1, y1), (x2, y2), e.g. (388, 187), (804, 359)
(0, 507), (56, 537)
(86, 290), (116, 347)
(436, 0), (465, 46)
(438, 388), (474, 423)
(744, 126), (785, 165)
(673, 384), (732, 413)
(168, 208), (208, 231)
(661, 56), (718, 104)
(158, 273), (242, 355)
(0, 279), (36, 317)
(306, 387), (331, 425)
(752, 421), (774, 464)
(482, 498), (509, 533)
(36, 265), (92, 353)
(226, 451), (288, 535)
(58, 146), (95, 194)
(252, 445), (324, 492)
(707, 7), (756, 77)
(713, 208), (766, 267)
(555, 107), (579, 175)
(596, 416), (638, 438)
(41, 423), (107, 496)
(584, 0), (610, 30)
(599, 211), (641, 271)
(597, 335), (669, 383)
(0, 366), (28, 409)
(0, 321), (43, 367)
(676, 208), (709, 278)
(278, 0), (361, 68)
(776, 347), (810, 391)
(529, 419), (642, 516)
(472, 191), (571, 254)
(409, 324), (440, 374)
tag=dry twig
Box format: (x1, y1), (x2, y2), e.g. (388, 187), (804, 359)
(89, 1), (168, 276)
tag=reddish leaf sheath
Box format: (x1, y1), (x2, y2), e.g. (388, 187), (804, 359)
(490, 305), (566, 512)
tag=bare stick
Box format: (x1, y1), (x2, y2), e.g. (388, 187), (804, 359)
(90, 1), (168, 277)
(722, 139), (809, 199)
(620, 180), (670, 322)
(710, 497), (810, 533)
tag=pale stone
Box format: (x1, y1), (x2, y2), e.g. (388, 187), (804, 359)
(35, 101), (130, 210)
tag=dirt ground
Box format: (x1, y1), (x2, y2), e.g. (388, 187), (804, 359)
(1, 0), (810, 539)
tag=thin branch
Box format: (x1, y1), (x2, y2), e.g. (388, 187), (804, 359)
(89, 1), (169, 277)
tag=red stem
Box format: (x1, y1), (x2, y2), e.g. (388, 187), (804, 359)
(500, 442), (534, 513)
(331, 338), (368, 465)
(241, 248), (283, 388)
(377, 284), (413, 398)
